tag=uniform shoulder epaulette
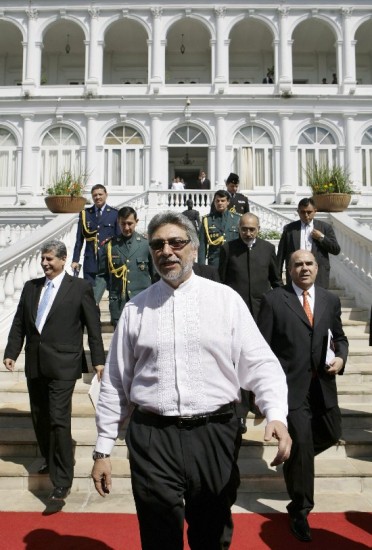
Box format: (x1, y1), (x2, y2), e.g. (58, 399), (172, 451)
(106, 205), (118, 212)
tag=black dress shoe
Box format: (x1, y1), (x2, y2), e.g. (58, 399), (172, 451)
(290, 516), (312, 542)
(48, 487), (71, 501)
(238, 417), (247, 434)
(38, 463), (49, 475)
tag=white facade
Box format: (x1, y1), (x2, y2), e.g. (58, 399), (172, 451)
(0, 0), (372, 207)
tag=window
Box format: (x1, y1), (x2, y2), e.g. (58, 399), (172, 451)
(0, 128), (17, 189)
(40, 127), (81, 189)
(362, 127), (372, 187)
(104, 125), (144, 188)
(169, 126), (208, 146)
(297, 126), (337, 186)
(233, 126), (273, 189)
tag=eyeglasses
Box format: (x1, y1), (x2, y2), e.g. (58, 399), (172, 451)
(149, 238), (191, 251)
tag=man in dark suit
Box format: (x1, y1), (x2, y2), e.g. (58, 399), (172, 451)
(72, 184), (119, 302)
(199, 170), (211, 190)
(258, 250), (348, 542)
(3, 240), (105, 501)
(225, 172), (249, 214)
(277, 197), (340, 288)
(219, 212), (282, 431)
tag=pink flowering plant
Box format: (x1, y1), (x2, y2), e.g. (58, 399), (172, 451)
(306, 162), (353, 195)
(46, 170), (88, 197)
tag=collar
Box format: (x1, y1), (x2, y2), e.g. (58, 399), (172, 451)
(292, 282), (315, 299)
(301, 220), (314, 230)
(158, 270), (196, 295)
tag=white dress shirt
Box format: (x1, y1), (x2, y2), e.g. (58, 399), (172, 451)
(292, 282), (315, 314)
(300, 221), (313, 251)
(95, 272), (288, 453)
(37, 271), (65, 332)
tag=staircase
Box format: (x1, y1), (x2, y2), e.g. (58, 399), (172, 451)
(1, 285), (372, 514)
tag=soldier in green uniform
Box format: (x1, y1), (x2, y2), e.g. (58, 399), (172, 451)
(100, 206), (153, 327)
(198, 190), (240, 267)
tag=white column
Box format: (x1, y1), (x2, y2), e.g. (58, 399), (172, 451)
(344, 114), (356, 183)
(150, 113), (162, 188)
(87, 7), (100, 86)
(85, 113), (98, 186)
(342, 8), (356, 87)
(150, 7), (163, 85)
(24, 7), (39, 87)
(278, 7), (292, 93)
(214, 7), (227, 85)
(20, 114), (34, 195)
(278, 113), (295, 204)
(215, 113), (227, 187)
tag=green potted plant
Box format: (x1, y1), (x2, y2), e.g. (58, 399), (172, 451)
(44, 170), (88, 213)
(305, 162), (353, 212)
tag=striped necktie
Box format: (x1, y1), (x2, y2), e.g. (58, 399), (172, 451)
(36, 281), (53, 331)
(302, 290), (313, 326)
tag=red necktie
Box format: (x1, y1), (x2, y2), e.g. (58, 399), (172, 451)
(302, 290), (313, 326)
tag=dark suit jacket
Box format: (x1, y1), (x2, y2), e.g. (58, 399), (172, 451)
(193, 263), (220, 282)
(200, 178), (211, 190)
(4, 273), (105, 380)
(277, 219), (340, 288)
(72, 205), (119, 274)
(258, 284), (348, 410)
(219, 237), (282, 320)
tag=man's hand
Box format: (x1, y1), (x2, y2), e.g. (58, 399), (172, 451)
(311, 228), (324, 241)
(3, 358), (15, 372)
(326, 357), (344, 375)
(71, 261), (80, 271)
(264, 420), (292, 467)
(94, 364), (105, 381)
(92, 458), (112, 497)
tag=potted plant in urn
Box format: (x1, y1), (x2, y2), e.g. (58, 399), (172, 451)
(44, 170), (88, 213)
(306, 162), (353, 212)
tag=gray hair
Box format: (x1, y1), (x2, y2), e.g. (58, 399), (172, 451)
(148, 211), (199, 248)
(41, 239), (67, 258)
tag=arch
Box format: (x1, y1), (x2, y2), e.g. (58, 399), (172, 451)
(37, 119), (85, 146)
(164, 120), (213, 147)
(291, 16), (338, 85)
(293, 119), (343, 147)
(230, 119), (280, 147)
(103, 18), (149, 84)
(165, 17), (212, 84)
(0, 16), (26, 41)
(38, 14), (88, 42)
(101, 13), (150, 42)
(354, 17), (372, 85)
(98, 119), (149, 146)
(0, 19), (24, 86)
(227, 13), (277, 42)
(351, 13), (372, 39)
(228, 16), (276, 84)
(164, 14), (214, 40)
(289, 13), (340, 42)
(0, 121), (22, 146)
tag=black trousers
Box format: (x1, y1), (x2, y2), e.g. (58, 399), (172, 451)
(126, 408), (241, 550)
(284, 379), (342, 519)
(27, 377), (76, 488)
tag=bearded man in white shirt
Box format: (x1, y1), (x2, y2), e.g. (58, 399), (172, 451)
(92, 211), (291, 550)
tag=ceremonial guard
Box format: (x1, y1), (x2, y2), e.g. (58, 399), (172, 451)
(100, 206), (153, 326)
(198, 190), (240, 267)
(72, 184), (119, 302)
(225, 172), (250, 214)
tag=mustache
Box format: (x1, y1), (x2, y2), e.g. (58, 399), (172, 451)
(158, 257), (180, 266)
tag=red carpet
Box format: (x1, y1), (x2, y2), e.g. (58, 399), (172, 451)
(0, 512), (371, 549)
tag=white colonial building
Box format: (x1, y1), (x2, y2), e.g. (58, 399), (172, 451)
(0, 0), (370, 207)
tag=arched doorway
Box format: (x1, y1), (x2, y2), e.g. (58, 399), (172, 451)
(168, 125), (209, 189)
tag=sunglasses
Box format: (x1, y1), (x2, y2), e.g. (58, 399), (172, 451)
(149, 238), (191, 251)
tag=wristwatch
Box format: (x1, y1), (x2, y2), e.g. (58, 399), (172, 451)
(92, 450), (110, 460)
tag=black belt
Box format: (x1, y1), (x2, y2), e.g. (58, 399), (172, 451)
(134, 403), (235, 429)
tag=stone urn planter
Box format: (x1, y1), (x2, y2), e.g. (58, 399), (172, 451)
(45, 195), (87, 213)
(312, 193), (351, 212)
